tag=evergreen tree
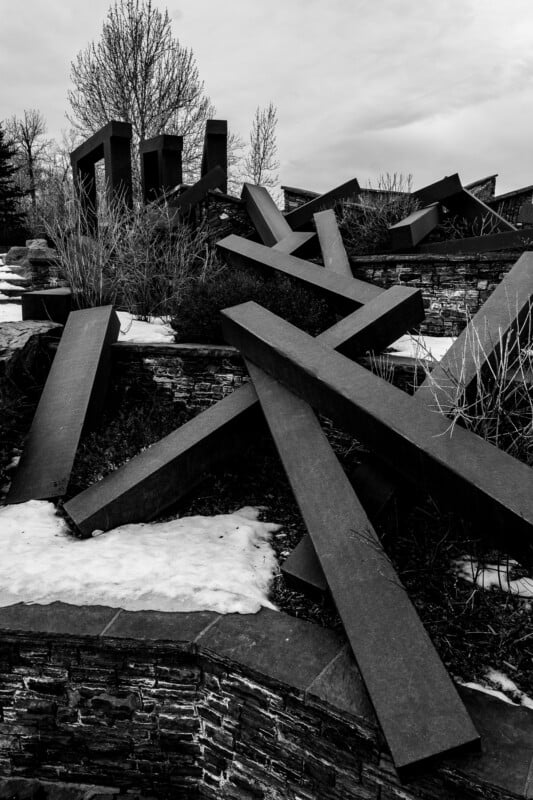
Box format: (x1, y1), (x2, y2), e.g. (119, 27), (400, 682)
(0, 123), (25, 233)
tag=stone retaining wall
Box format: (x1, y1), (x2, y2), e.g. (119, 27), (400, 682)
(349, 252), (520, 336)
(0, 604), (531, 800)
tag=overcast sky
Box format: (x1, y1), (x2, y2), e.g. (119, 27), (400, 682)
(1, 0), (532, 194)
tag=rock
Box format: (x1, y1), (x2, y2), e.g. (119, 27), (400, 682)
(4, 245), (29, 264)
(26, 238), (48, 249)
(0, 320), (62, 385)
(27, 246), (58, 264)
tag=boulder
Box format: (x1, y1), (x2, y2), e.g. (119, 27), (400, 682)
(4, 246), (28, 264)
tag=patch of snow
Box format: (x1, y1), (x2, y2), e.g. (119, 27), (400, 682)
(0, 268), (25, 280)
(454, 557), (533, 598)
(387, 334), (455, 362)
(0, 303), (22, 322)
(0, 501), (280, 615)
(117, 311), (174, 343)
(0, 281), (22, 291)
(456, 678), (516, 704)
(485, 669), (533, 709)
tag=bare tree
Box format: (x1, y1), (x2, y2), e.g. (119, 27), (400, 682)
(5, 109), (51, 211)
(242, 103), (280, 189)
(68, 0), (212, 181)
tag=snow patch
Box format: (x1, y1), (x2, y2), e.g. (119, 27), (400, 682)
(0, 303), (22, 323)
(0, 501), (280, 615)
(454, 557), (533, 598)
(457, 669), (533, 709)
(0, 281), (22, 291)
(387, 334), (455, 362)
(117, 311), (174, 343)
(0, 268), (25, 280)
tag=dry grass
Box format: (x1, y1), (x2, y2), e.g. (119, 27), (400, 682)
(43, 184), (222, 317)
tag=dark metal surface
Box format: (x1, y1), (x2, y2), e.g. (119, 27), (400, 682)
(64, 384), (261, 536)
(64, 287), (423, 536)
(7, 306), (120, 504)
(21, 288), (72, 325)
(313, 208), (351, 274)
(220, 302), (533, 565)
(414, 174), (514, 233)
(241, 183), (292, 246)
(419, 227), (532, 254)
(70, 121), (133, 218)
(247, 359), (479, 774)
(417, 251), (533, 413)
(284, 177), (361, 230)
(201, 120), (227, 194)
(217, 234), (382, 312)
(389, 203), (440, 250)
(139, 134), (183, 202)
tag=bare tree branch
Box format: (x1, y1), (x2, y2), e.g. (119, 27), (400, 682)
(67, 0), (212, 181)
(242, 102), (280, 190)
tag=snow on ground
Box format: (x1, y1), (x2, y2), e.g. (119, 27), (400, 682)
(0, 501), (281, 614)
(0, 281), (23, 292)
(387, 334), (455, 362)
(0, 303), (22, 323)
(457, 669), (533, 709)
(0, 267), (25, 280)
(116, 311), (175, 342)
(454, 556), (533, 598)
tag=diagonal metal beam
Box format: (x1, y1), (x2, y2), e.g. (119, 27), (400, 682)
(64, 286), (423, 536)
(247, 359), (479, 775)
(220, 301), (533, 566)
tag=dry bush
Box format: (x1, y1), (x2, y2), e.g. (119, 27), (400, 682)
(420, 301), (533, 466)
(338, 173), (419, 256)
(43, 184), (222, 316)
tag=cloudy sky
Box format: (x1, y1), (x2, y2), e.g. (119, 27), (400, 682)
(1, 0), (532, 194)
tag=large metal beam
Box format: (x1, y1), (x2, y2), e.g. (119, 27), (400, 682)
(247, 359), (479, 775)
(313, 209), (351, 275)
(139, 134), (183, 202)
(7, 306), (120, 504)
(282, 458), (397, 597)
(217, 234), (381, 313)
(414, 174), (515, 234)
(70, 121), (133, 227)
(389, 203), (440, 250)
(419, 228), (532, 255)
(284, 178), (361, 230)
(64, 287), (424, 536)
(417, 251), (533, 413)
(271, 230), (317, 257)
(201, 120), (227, 194)
(220, 302), (533, 565)
(241, 183), (292, 246)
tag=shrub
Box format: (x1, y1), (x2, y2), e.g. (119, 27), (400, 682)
(337, 173), (419, 256)
(170, 266), (337, 344)
(420, 302), (533, 466)
(44, 185), (222, 316)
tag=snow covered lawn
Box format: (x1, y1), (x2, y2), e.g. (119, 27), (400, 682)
(0, 501), (280, 615)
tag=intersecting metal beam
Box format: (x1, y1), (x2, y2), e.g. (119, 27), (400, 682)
(314, 209), (351, 275)
(284, 178), (361, 230)
(417, 251), (533, 414)
(220, 302), (533, 566)
(64, 287), (423, 536)
(389, 203), (440, 250)
(7, 306), (120, 504)
(242, 183), (292, 246)
(217, 234), (380, 313)
(247, 359), (479, 775)
(414, 174), (515, 234)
